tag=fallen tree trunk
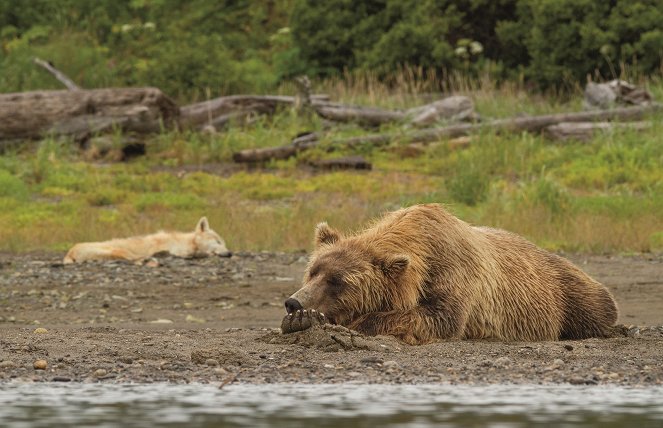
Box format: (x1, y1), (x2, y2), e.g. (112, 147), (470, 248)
(0, 88), (179, 140)
(180, 94), (329, 128)
(232, 103), (660, 163)
(545, 121), (651, 142)
(313, 95), (476, 127)
(314, 104), (406, 126)
(182, 94), (474, 129)
(309, 155), (372, 171)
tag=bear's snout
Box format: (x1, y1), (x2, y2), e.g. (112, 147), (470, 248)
(284, 298), (303, 314)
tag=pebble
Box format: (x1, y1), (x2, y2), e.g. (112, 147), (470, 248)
(564, 344), (574, 351)
(33, 327), (48, 334)
(52, 376), (72, 382)
(144, 259), (159, 268)
(0, 360), (15, 369)
(119, 357), (134, 364)
(213, 367), (228, 375)
(494, 357), (512, 368)
(360, 356), (384, 364)
(149, 319), (174, 324)
(626, 327), (641, 338)
(185, 314), (206, 323)
(205, 359), (220, 367)
(382, 361), (399, 369)
(94, 369), (107, 378)
(568, 376), (594, 385)
(33, 360), (48, 370)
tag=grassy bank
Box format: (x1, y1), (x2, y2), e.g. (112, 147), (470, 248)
(1, 79), (662, 255)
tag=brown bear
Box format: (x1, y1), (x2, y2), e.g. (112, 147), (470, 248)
(284, 204), (618, 345)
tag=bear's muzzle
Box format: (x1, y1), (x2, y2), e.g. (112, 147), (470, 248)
(284, 297), (303, 314)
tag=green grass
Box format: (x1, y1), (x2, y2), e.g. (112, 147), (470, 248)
(1, 81), (662, 255)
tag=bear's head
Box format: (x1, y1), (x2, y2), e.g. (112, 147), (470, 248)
(284, 222), (410, 326)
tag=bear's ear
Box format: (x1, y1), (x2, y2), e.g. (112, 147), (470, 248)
(380, 255), (409, 278)
(315, 222), (341, 247)
(196, 216), (210, 233)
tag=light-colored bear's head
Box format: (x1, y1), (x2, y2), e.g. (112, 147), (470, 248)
(192, 217), (232, 258)
(284, 222), (409, 326)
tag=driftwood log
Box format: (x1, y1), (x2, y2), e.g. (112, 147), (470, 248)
(179, 94), (330, 129)
(232, 104), (661, 163)
(313, 95), (476, 127)
(309, 155), (372, 171)
(0, 88), (179, 140)
(545, 121), (651, 142)
(181, 94), (475, 130)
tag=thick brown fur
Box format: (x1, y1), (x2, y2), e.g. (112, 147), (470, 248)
(286, 204), (618, 345)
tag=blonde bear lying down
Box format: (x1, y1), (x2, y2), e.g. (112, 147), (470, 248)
(63, 217), (231, 264)
(284, 204), (618, 345)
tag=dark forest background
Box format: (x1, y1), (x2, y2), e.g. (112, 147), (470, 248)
(1, 0), (662, 98)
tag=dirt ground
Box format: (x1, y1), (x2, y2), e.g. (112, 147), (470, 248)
(0, 251), (661, 386)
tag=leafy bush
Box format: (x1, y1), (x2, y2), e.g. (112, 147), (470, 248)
(1, 1), (662, 95)
(497, 0), (663, 86)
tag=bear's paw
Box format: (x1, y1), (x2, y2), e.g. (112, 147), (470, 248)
(281, 309), (328, 334)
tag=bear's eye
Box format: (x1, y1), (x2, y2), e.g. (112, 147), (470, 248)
(328, 274), (344, 289)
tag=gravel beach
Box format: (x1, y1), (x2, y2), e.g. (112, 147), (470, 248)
(1, 252), (661, 386)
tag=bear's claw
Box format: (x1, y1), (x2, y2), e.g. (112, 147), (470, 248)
(281, 309), (328, 334)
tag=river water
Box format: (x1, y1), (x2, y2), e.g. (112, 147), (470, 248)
(1, 383), (662, 428)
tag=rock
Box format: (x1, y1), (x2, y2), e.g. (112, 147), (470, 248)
(94, 369), (108, 378)
(583, 82), (617, 109)
(213, 367), (228, 376)
(191, 348), (250, 367)
(119, 357), (134, 364)
(568, 376), (589, 385)
(382, 361), (399, 370)
(144, 258), (160, 268)
(205, 359), (220, 367)
(479, 359), (493, 367)
(564, 344), (574, 351)
(584, 79), (653, 110)
(33, 327), (48, 334)
(545, 359), (565, 371)
(494, 357), (512, 368)
(0, 360), (16, 369)
(149, 319), (174, 324)
(52, 376), (71, 382)
(626, 326), (641, 338)
(185, 314), (206, 323)
(33, 359), (48, 370)
(360, 356), (384, 364)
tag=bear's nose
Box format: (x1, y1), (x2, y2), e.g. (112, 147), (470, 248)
(284, 298), (303, 314)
